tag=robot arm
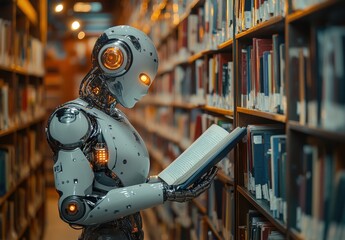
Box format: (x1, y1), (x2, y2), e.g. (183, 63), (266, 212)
(47, 106), (165, 226)
(76, 182), (164, 225)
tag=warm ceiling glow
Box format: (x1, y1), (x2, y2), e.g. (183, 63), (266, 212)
(74, 2), (102, 12)
(55, 3), (64, 12)
(74, 2), (91, 12)
(78, 31), (85, 39)
(71, 21), (81, 30)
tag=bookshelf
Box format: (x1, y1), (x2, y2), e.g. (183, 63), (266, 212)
(124, 0), (345, 239)
(0, 0), (46, 239)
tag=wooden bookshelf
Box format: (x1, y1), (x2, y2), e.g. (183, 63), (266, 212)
(124, 0), (345, 239)
(0, 0), (46, 239)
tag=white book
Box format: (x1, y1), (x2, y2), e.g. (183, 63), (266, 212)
(158, 125), (246, 188)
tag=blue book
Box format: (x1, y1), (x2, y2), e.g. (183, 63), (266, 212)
(247, 125), (284, 200)
(270, 135), (286, 218)
(0, 150), (7, 196)
(263, 51), (270, 97)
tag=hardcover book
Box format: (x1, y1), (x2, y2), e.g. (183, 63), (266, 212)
(158, 124), (246, 189)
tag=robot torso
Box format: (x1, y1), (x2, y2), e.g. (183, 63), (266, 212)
(47, 98), (150, 192)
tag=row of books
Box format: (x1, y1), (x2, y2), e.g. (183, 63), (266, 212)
(235, 0), (286, 34)
(208, 179), (235, 239)
(190, 204), (206, 239)
(155, 52), (235, 110)
(242, 124), (286, 222)
(239, 210), (284, 240)
(146, 0), (194, 46)
(240, 34), (286, 114)
(207, 54), (235, 110)
(0, 80), (9, 130)
(0, 19), (11, 68)
(0, 130), (42, 196)
(152, 0), (234, 55)
(293, 143), (345, 240)
(290, 26), (345, 131)
(201, 0), (234, 49)
(0, 18), (44, 75)
(317, 26), (345, 131)
(0, 79), (45, 130)
(173, 181), (235, 239)
(0, 190), (24, 240)
(156, 0), (234, 74)
(0, 170), (45, 240)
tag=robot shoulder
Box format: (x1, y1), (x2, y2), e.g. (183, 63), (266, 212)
(46, 104), (96, 149)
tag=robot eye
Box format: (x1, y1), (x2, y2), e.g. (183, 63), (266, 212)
(97, 40), (132, 76)
(101, 47), (124, 70)
(139, 73), (151, 86)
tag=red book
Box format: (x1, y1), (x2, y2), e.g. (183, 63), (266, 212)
(241, 49), (248, 102)
(255, 38), (272, 95)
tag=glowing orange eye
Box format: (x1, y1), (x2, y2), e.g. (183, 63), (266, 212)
(139, 73), (151, 86)
(101, 47), (124, 70)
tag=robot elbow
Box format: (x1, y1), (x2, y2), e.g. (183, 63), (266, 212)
(60, 196), (87, 224)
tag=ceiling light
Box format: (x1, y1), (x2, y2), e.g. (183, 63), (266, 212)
(78, 31), (85, 40)
(55, 3), (64, 12)
(71, 21), (81, 30)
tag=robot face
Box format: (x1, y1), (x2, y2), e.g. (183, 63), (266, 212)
(94, 26), (158, 108)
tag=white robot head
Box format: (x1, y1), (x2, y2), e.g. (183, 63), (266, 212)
(89, 25), (158, 108)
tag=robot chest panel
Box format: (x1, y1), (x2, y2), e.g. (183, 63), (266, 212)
(97, 115), (150, 186)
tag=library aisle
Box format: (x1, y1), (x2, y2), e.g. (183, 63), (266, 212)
(43, 188), (81, 240)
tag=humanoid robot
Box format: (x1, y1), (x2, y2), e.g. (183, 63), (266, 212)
(46, 25), (218, 240)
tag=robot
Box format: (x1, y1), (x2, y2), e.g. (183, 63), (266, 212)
(46, 25), (218, 240)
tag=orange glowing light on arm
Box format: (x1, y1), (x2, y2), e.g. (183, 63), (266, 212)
(68, 204), (77, 213)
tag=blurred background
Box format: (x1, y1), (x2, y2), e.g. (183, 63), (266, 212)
(45, 0), (134, 120)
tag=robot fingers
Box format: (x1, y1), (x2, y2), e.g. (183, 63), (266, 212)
(192, 166), (218, 187)
(164, 166), (219, 203)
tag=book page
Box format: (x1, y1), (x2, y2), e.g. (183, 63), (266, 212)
(158, 124), (229, 185)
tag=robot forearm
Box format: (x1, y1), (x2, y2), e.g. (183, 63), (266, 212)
(58, 168), (217, 226)
(62, 182), (164, 226)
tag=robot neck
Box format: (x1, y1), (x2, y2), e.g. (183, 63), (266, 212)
(79, 69), (118, 115)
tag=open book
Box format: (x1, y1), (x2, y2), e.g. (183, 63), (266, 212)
(158, 124), (246, 189)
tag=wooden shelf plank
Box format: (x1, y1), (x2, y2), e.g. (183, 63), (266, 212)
(236, 16), (285, 40)
(17, 0), (37, 24)
(203, 105), (234, 117)
(237, 107), (286, 123)
(288, 121), (345, 143)
(237, 185), (287, 235)
(286, 0), (345, 23)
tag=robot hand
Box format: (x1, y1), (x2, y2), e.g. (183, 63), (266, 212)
(163, 166), (218, 202)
